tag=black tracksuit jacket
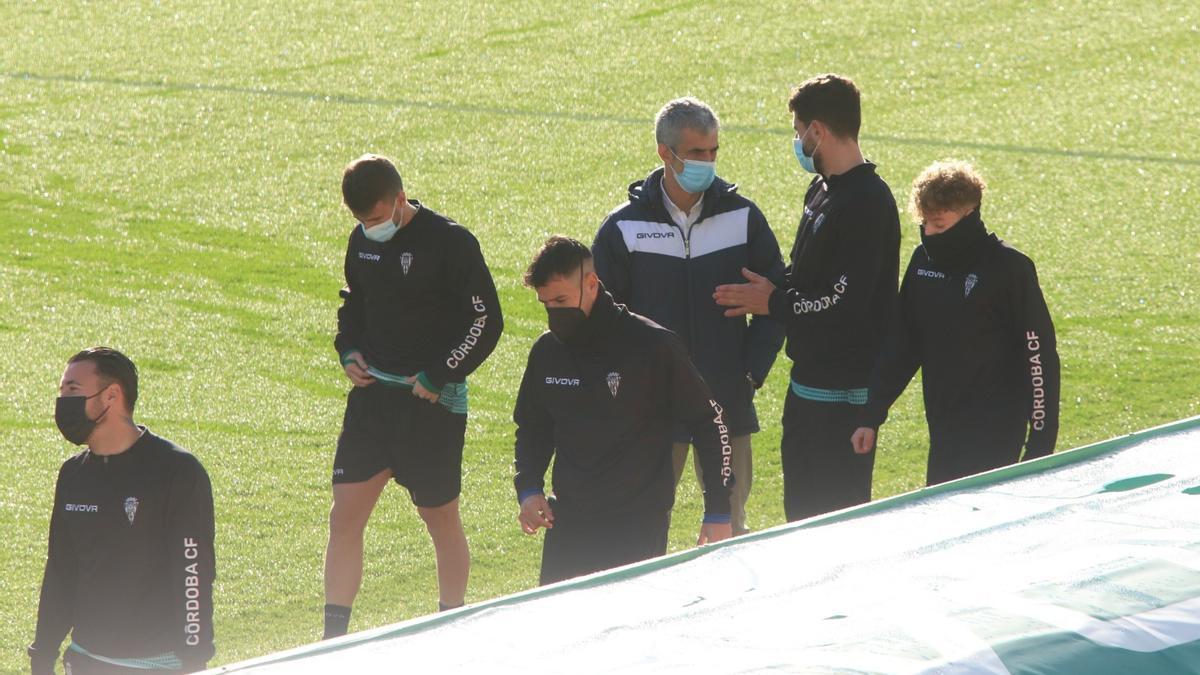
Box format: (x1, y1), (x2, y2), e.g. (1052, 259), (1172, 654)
(592, 168), (786, 437)
(29, 429), (215, 673)
(768, 162), (901, 390)
(863, 212), (1061, 484)
(512, 290), (734, 518)
(334, 201), (503, 391)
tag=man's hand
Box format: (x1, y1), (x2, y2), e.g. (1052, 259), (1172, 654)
(406, 376), (440, 403)
(342, 352), (376, 387)
(518, 493), (554, 534)
(713, 267), (775, 317)
(696, 521), (732, 546)
(851, 427), (877, 455)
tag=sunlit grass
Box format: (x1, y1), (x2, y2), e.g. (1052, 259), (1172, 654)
(1, 0), (1197, 667)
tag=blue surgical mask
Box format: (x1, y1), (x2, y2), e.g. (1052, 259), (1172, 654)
(360, 202), (399, 243)
(793, 126), (822, 174)
(669, 150), (716, 193)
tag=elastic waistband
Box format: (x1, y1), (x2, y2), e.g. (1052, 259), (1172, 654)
(790, 380), (868, 406)
(68, 642), (182, 670)
(366, 367), (469, 415)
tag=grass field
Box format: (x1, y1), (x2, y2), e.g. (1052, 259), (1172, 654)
(1, 0), (1197, 669)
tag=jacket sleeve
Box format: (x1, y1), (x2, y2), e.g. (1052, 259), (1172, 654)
(742, 204), (787, 386)
(592, 215), (633, 305)
(420, 228), (504, 392)
(333, 238), (366, 362)
(1014, 257), (1060, 459)
(862, 254), (922, 429)
(662, 331), (733, 517)
(169, 455), (216, 672)
(513, 343), (554, 499)
(29, 464), (75, 675)
(767, 197), (898, 343)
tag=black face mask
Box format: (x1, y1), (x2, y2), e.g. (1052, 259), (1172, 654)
(55, 388), (110, 445)
(547, 270), (588, 344)
(547, 306), (587, 343)
(920, 209), (988, 271)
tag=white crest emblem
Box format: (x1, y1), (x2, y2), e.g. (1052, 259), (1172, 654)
(606, 371), (621, 398)
(400, 252), (413, 275)
(124, 497), (139, 525)
(964, 273), (978, 298)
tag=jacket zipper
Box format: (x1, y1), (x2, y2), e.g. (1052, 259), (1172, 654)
(670, 221), (698, 357)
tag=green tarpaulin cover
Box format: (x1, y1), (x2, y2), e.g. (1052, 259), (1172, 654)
(211, 416), (1200, 674)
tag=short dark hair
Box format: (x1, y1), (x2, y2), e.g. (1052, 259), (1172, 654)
(788, 74), (862, 140)
(342, 154), (404, 216)
(68, 347), (138, 413)
(524, 236), (592, 288)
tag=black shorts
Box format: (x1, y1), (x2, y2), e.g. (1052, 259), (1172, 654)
(333, 383), (467, 508)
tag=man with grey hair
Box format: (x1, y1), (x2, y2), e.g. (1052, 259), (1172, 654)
(593, 97), (785, 536)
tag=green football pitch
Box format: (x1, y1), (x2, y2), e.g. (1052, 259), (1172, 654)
(1, 1), (1196, 668)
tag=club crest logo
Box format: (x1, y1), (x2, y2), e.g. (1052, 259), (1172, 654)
(964, 273), (978, 298)
(124, 497), (139, 525)
(400, 252), (414, 275)
(606, 371), (621, 398)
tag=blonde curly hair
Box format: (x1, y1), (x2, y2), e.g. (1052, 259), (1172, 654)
(908, 160), (986, 221)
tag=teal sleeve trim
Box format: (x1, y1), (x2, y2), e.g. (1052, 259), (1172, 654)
(416, 371), (443, 395)
(365, 367), (469, 415)
(339, 350), (359, 366)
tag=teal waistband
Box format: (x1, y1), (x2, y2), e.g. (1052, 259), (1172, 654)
(790, 380), (869, 406)
(68, 642), (182, 670)
(366, 367), (469, 415)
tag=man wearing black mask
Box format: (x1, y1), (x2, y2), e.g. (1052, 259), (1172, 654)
(513, 236), (733, 585)
(852, 161), (1060, 484)
(30, 347), (215, 674)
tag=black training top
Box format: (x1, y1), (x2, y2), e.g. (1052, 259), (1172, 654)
(513, 289), (734, 518)
(334, 201), (504, 392)
(863, 211), (1061, 467)
(768, 162), (901, 389)
(29, 429), (215, 673)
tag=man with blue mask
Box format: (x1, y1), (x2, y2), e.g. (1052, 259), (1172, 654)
(593, 97), (785, 537)
(30, 347), (215, 673)
(514, 236), (733, 585)
(324, 154), (504, 638)
(715, 74), (901, 522)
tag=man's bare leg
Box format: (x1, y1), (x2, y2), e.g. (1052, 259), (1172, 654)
(323, 468), (391, 637)
(416, 497), (469, 609)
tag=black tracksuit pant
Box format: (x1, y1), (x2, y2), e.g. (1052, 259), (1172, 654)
(780, 392), (874, 522)
(926, 417), (1027, 486)
(539, 503), (671, 586)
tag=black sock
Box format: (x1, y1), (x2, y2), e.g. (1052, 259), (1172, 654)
(323, 603), (352, 639)
(438, 600), (463, 612)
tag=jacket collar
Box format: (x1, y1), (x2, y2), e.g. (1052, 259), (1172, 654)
(562, 285), (622, 354)
(83, 425), (151, 465)
(920, 209), (993, 273)
(823, 161), (878, 190)
(628, 167), (738, 224)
